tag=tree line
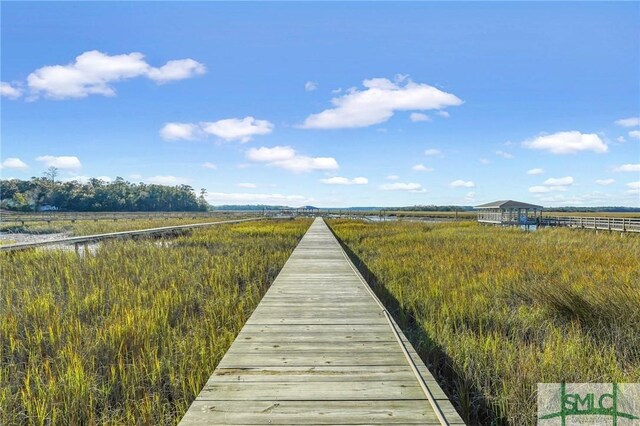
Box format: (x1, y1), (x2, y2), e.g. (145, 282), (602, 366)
(0, 170), (208, 212)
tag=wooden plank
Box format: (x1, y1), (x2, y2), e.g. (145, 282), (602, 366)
(217, 353), (411, 368)
(180, 400), (445, 425)
(244, 318), (389, 325)
(239, 324), (392, 333)
(226, 341), (400, 352)
(210, 366), (418, 382)
(196, 381), (426, 401)
(237, 333), (396, 343)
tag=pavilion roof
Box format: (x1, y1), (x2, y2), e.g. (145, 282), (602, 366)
(474, 200), (543, 209)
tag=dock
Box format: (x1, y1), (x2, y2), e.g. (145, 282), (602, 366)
(179, 217), (464, 425)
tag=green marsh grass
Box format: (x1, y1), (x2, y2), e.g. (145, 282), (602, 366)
(329, 220), (640, 425)
(1, 219), (311, 425)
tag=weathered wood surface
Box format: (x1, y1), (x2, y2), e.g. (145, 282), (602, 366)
(179, 217), (465, 425)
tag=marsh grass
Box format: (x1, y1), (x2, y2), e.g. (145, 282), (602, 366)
(329, 220), (640, 425)
(1, 219), (311, 425)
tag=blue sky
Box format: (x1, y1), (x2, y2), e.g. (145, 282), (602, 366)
(1, 1), (639, 207)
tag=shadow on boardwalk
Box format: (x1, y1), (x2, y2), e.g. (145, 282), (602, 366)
(330, 229), (503, 426)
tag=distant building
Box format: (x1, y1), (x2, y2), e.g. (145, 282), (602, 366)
(38, 205), (59, 211)
(475, 200), (543, 226)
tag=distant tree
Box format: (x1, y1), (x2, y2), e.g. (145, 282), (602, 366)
(0, 177), (207, 212)
(43, 167), (59, 183)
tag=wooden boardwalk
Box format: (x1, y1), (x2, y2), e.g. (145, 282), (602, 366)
(179, 218), (464, 425)
(0, 218), (262, 252)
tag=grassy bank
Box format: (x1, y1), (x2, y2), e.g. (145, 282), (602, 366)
(0, 219), (311, 425)
(328, 220), (640, 425)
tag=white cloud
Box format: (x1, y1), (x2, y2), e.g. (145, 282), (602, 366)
(305, 81), (318, 92)
(96, 176), (112, 182)
(424, 148), (442, 157)
(495, 150), (514, 159)
(436, 110), (450, 118)
(0, 158), (28, 170)
(146, 59), (206, 84)
(26, 50), (205, 99)
(129, 174), (143, 180)
(529, 176), (574, 193)
(595, 179), (615, 186)
(529, 185), (567, 193)
(543, 176), (574, 186)
(479, 158), (491, 165)
(626, 182), (640, 196)
(379, 182), (425, 192)
(160, 117), (273, 143)
(615, 117), (640, 127)
(412, 164), (433, 172)
(527, 168), (545, 175)
(146, 175), (191, 185)
(206, 192), (313, 205)
(0, 82), (22, 99)
(617, 136), (627, 143)
(36, 155), (82, 170)
(450, 179), (475, 188)
(614, 163), (640, 172)
(523, 131), (607, 154)
(410, 112), (431, 122)
(386, 175), (399, 180)
(629, 130), (640, 140)
(237, 182), (257, 188)
(247, 146), (296, 162)
(201, 117), (273, 142)
(246, 146), (339, 173)
(320, 176), (368, 185)
(202, 162), (217, 169)
(535, 192), (613, 206)
(160, 123), (199, 140)
(299, 76), (463, 129)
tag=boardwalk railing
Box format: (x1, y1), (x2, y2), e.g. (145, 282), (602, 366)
(0, 218), (262, 252)
(0, 210), (253, 224)
(540, 216), (640, 233)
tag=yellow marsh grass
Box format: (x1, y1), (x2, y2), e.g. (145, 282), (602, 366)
(1, 219), (311, 425)
(329, 220), (640, 425)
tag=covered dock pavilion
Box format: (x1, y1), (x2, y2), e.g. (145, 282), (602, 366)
(475, 200), (543, 226)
